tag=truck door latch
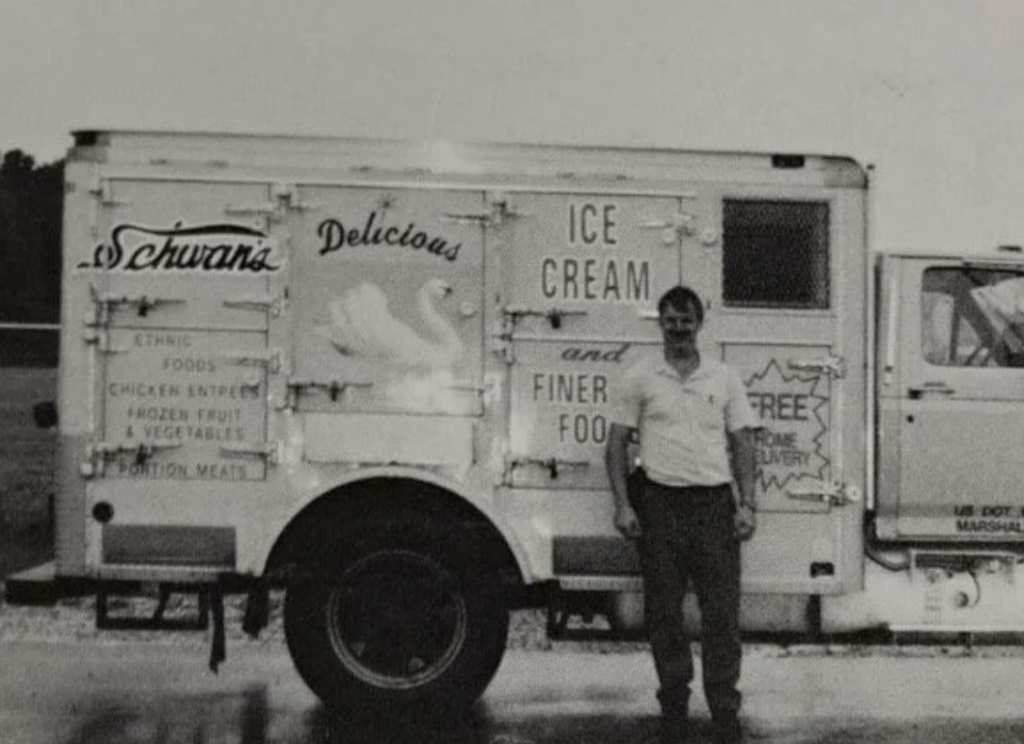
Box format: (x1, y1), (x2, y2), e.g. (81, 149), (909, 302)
(443, 196), (528, 228)
(445, 383), (489, 398)
(640, 213), (697, 243)
(224, 201), (284, 221)
(510, 457), (590, 480)
(220, 442), (281, 466)
(442, 211), (497, 227)
(90, 286), (186, 318)
(95, 440), (183, 460)
(502, 305), (588, 330)
(786, 480), (861, 507)
(82, 440), (183, 476)
(286, 377), (373, 404)
(788, 355), (846, 379)
(908, 382), (955, 399)
(223, 294), (286, 317)
(222, 349), (282, 374)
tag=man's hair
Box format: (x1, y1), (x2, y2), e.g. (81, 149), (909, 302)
(657, 285), (704, 323)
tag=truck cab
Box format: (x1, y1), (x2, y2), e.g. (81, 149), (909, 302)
(826, 251), (1024, 634)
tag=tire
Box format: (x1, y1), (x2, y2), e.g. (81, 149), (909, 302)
(283, 519), (510, 715)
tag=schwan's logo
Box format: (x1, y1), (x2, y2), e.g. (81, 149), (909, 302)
(77, 222), (282, 275)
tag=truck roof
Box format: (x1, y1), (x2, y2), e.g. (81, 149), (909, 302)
(68, 129), (867, 189)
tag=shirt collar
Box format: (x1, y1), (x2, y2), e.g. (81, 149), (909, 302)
(652, 354), (712, 383)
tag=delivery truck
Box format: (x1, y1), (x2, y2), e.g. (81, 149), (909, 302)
(10, 129), (1024, 712)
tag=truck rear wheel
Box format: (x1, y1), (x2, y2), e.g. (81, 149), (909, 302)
(283, 521), (510, 714)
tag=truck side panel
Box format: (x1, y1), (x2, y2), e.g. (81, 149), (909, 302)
(55, 133), (868, 608)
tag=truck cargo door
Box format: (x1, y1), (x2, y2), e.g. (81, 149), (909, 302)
(83, 178), (282, 570)
(286, 187), (485, 466)
(500, 193), (683, 489)
(714, 196), (866, 594)
(893, 258), (1024, 539)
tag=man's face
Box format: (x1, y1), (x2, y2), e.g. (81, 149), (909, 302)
(659, 303), (702, 346)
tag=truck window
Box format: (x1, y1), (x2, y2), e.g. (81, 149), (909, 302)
(922, 267), (1024, 368)
(722, 199), (830, 310)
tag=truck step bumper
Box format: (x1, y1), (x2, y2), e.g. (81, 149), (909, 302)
(3, 562), (91, 606)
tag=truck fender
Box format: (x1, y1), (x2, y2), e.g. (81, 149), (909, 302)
(257, 465), (539, 585)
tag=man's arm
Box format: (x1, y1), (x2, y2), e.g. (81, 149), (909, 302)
(728, 426), (758, 540)
(606, 423), (641, 538)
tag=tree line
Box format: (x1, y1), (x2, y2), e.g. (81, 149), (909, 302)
(0, 149), (63, 364)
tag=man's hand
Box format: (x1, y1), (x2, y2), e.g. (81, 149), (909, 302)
(615, 504), (642, 539)
(607, 423), (641, 539)
(734, 504), (756, 541)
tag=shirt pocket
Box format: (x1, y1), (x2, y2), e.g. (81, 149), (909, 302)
(686, 391), (721, 432)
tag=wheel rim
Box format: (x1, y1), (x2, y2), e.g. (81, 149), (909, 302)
(325, 549), (469, 690)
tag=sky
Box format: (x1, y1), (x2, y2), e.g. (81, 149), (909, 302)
(2, 0), (1023, 252)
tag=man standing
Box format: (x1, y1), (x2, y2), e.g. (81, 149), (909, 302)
(605, 285), (759, 744)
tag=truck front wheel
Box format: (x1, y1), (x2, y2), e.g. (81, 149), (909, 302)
(283, 523), (510, 714)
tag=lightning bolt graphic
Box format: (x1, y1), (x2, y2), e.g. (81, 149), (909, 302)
(744, 358), (831, 494)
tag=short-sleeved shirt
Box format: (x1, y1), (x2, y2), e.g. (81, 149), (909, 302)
(613, 355), (759, 488)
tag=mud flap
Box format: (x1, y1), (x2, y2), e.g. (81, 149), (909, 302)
(209, 584), (226, 673)
(242, 585), (270, 638)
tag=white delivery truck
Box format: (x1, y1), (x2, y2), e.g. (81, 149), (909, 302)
(10, 129), (1024, 712)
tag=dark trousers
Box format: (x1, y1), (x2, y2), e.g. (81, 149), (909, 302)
(634, 476), (742, 719)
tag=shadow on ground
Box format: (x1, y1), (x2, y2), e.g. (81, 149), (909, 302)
(58, 684), (1024, 744)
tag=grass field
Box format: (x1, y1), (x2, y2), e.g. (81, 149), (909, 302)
(0, 367), (56, 578)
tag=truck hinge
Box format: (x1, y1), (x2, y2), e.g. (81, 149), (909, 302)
(82, 329), (129, 354)
(271, 182), (319, 212)
(786, 480), (861, 507)
(220, 441), (282, 466)
(222, 293), (287, 317)
(788, 355), (846, 379)
(507, 457), (590, 483)
(492, 332), (516, 364)
(89, 177), (131, 207)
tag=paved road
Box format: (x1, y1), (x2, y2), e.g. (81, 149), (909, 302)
(3, 638), (1024, 744)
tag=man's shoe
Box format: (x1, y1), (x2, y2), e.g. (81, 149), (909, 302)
(659, 716), (690, 743)
(711, 714), (742, 744)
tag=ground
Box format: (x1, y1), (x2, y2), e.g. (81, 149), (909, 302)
(4, 367), (1024, 742)
(2, 628), (1024, 744)
(0, 367), (55, 578)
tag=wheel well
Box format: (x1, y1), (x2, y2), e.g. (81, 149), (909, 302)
(264, 477), (524, 594)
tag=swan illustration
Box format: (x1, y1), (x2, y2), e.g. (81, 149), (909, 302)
(315, 278), (465, 370)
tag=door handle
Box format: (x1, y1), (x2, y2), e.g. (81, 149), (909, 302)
(908, 382), (955, 398)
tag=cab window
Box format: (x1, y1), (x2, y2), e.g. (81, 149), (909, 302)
(922, 267), (1024, 368)
(722, 199), (830, 309)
